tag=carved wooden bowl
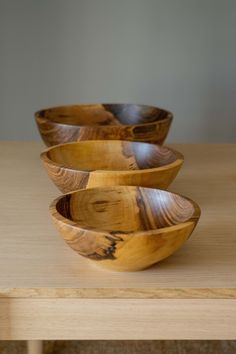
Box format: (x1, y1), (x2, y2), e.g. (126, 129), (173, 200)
(35, 103), (173, 146)
(41, 140), (184, 193)
(50, 186), (200, 271)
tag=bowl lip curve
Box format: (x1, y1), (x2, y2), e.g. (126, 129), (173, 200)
(40, 140), (184, 174)
(49, 185), (201, 237)
(34, 103), (173, 128)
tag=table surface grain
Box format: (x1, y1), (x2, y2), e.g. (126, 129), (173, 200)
(0, 142), (236, 299)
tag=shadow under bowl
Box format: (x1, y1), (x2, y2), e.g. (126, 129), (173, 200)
(35, 103), (173, 146)
(50, 185), (200, 271)
(41, 140), (184, 193)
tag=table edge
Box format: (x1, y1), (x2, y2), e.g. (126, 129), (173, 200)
(1, 287), (236, 299)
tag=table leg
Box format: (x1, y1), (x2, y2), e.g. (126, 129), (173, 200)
(27, 340), (43, 354)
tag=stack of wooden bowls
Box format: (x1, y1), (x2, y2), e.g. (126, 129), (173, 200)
(36, 103), (200, 271)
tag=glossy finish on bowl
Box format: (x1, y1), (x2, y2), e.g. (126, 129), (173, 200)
(35, 104), (173, 146)
(41, 140), (184, 193)
(50, 186), (201, 271)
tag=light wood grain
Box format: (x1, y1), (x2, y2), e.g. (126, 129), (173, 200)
(0, 142), (236, 297)
(35, 103), (173, 146)
(1, 288), (236, 299)
(1, 299), (236, 340)
(41, 140), (183, 193)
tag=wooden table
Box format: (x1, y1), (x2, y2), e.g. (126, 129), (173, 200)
(0, 142), (236, 344)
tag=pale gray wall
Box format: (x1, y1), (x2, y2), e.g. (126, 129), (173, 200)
(1, 0), (235, 142)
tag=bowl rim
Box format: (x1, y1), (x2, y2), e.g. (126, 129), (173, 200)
(35, 103), (173, 128)
(49, 185), (201, 237)
(40, 140), (184, 174)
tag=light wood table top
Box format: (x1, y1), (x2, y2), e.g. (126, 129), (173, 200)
(0, 142), (236, 340)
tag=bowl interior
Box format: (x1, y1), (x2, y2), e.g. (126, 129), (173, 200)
(46, 141), (179, 171)
(38, 104), (171, 126)
(55, 186), (195, 233)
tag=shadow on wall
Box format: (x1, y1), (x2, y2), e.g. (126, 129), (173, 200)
(203, 72), (236, 143)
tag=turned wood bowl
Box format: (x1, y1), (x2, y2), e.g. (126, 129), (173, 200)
(50, 186), (201, 271)
(35, 103), (173, 146)
(41, 140), (184, 193)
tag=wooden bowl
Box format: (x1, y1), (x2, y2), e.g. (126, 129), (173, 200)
(50, 186), (200, 271)
(35, 103), (173, 146)
(41, 140), (184, 193)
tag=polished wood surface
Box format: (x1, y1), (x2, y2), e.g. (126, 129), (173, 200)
(41, 140), (183, 193)
(50, 186), (200, 271)
(35, 104), (173, 146)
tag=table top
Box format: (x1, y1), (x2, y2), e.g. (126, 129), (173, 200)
(1, 142), (236, 299)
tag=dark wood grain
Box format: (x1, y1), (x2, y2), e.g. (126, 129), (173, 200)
(41, 140), (184, 193)
(50, 186), (200, 271)
(35, 104), (173, 146)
